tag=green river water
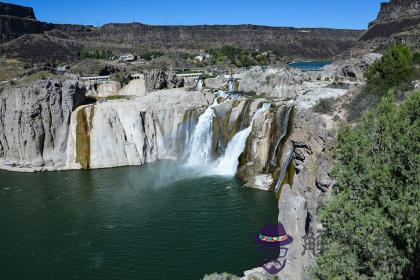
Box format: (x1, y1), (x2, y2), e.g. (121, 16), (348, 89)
(0, 161), (277, 280)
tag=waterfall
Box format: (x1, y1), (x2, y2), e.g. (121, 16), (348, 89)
(270, 106), (293, 166)
(274, 149), (294, 193)
(195, 78), (204, 91)
(210, 103), (271, 176)
(184, 99), (219, 166)
(228, 80), (235, 92)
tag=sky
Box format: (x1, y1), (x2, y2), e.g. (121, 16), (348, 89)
(3, 0), (386, 29)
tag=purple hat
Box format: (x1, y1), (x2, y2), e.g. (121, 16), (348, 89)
(256, 224), (293, 247)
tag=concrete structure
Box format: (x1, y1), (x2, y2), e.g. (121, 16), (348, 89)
(119, 54), (136, 62)
(175, 72), (203, 79)
(81, 75), (110, 82)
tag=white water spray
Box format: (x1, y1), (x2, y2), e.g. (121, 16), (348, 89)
(210, 103), (271, 176)
(195, 78), (204, 91)
(184, 99), (219, 166)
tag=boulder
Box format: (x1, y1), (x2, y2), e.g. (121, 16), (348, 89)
(144, 70), (184, 93)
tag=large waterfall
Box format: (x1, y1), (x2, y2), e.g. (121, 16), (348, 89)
(184, 99), (219, 166)
(210, 103), (271, 176)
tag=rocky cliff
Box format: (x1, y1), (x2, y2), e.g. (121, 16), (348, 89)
(369, 0), (419, 26)
(0, 2), (363, 60)
(360, 0), (420, 42)
(0, 80), (87, 170)
(63, 23), (362, 59)
(0, 2), (49, 43)
(0, 2), (35, 19)
(67, 88), (213, 169)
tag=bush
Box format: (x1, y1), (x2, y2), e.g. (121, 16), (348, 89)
(313, 98), (335, 114)
(112, 72), (131, 85)
(79, 49), (113, 60)
(313, 91), (420, 279)
(364, 44), (413, 95)
(412, 52), (420, 64)
(139, 50), (163, 61)
(208, 45), (270, 67)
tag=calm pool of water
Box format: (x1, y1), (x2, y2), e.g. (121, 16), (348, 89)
(289, 61), (331, 71)
(0, 161), (277, 280)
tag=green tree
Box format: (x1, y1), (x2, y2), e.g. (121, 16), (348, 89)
(365, 44), (413, 95)
(313, 90), (420, 279)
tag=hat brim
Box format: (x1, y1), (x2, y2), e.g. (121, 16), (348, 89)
(256, 234), (293, 247)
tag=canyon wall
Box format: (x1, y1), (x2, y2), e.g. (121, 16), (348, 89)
(0, 3), (362, 60)
(0, 80), (87, 170)
(360, 0), (420, 42)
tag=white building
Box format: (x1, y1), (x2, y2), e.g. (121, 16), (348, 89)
(119, 54), (136, 62)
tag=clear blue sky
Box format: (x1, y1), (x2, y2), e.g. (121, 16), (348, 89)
(3, 0), (386, 29)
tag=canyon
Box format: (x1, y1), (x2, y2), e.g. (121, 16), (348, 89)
(0, 2), (362, 61)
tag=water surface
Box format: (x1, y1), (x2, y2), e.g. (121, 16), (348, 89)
(289, 61), (331, 71)
(0, 161), (277, 280)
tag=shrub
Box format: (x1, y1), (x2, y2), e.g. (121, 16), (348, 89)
(313, 98), (335, 114)
(412, 52), (420, 64)
(139, 50), (163, 61)
(79, 49), (113, 60)
(313, 91), (420, 279)
(208, 45), (270, 67)
(364, 44), (413, 95)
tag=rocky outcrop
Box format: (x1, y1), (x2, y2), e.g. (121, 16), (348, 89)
(66, 88), (213, 169)
(360, 0), (420, 41)
(0, 79), (87, 170)
(242, 109), (335, 280)
(144, 70), (184, 93)
(321, 53), (382, 80)
(0, 2), (36, 19)
(0, 2), (50, 43)
(237, 68), (297, 100)
(0, 84), (213, 171)
(237, 104), (292, 190)
(369, 0), (419, 26)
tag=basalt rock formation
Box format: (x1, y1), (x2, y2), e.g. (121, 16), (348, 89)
(360, 0), (420, 43)
(62, 23), (362, 59)
(0, 2), (48, 43)
(144, 70), (184, 93)
(0, 2), (35, 19)
(0, 2), (363, 61)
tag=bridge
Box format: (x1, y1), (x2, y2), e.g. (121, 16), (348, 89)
(81, 75), (110, 82)
(175, 72), (203, 79)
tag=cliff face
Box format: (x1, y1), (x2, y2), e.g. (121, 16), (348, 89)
(0, 2), (35, 19)
(360, 0), (420, 41)
(64, 23), (361, 59)
(0, 2), (49, 43)
(0, 2), (362, 60)
(67, 88), (213, 170)
(369, 0), (419, 26)
(0, 80), (87, 170)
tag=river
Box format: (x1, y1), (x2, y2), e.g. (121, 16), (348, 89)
(0, 161), (277, 279)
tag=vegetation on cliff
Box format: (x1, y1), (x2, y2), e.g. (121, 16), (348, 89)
(314, 44), (420, 279)
(364, 44), (414, 95)
(347, 44), (419, 121)
(207, 45), (271, 68)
